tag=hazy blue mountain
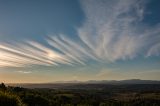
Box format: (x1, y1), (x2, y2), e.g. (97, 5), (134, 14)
(7, 79), (160, 89)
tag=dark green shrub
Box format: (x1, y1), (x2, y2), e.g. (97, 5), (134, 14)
(22, 94), (50, 106)
(0, 91), (26, 106)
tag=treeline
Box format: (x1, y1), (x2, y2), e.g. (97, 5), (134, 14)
(0, 83), (160, 106)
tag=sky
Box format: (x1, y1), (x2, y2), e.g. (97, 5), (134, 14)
(0, 0), (160, 83)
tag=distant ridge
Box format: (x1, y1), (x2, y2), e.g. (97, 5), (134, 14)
(7, 79), (160, 85)
(7, 79), (160, 89)
(85, 79), (160, 84)
(53, 79), (160, 84)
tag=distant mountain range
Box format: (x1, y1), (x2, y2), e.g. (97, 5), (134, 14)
(54, 79), (160, 84)
(85, 79), (160, 84)
(7, 79), (160, 89)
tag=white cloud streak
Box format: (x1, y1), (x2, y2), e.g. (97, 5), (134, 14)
(17, 71), (32, 74)
(0, 41), (73, 67)
(78, 0), (160, 61)
(0, 0), (159, 67)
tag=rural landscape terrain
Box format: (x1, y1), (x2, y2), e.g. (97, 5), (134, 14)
(1, 80), (160, 106)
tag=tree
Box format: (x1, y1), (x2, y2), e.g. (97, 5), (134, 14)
(0, 91), (26, 106)
(0, 83), (7, 91)
(22, 94), (50, 106)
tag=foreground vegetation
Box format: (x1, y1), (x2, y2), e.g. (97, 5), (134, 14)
(0, 83), (160, 106)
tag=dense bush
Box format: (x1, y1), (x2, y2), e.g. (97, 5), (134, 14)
(22, 94), (50, 106)
(0, 91), (25, 106)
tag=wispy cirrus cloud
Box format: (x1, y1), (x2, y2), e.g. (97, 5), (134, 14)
(78, 0), (160, 61)
(0, 0), (160, 67)
(0, 41), (76, 67)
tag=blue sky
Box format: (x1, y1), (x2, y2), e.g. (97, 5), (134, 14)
(0, 0), (160, 83)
